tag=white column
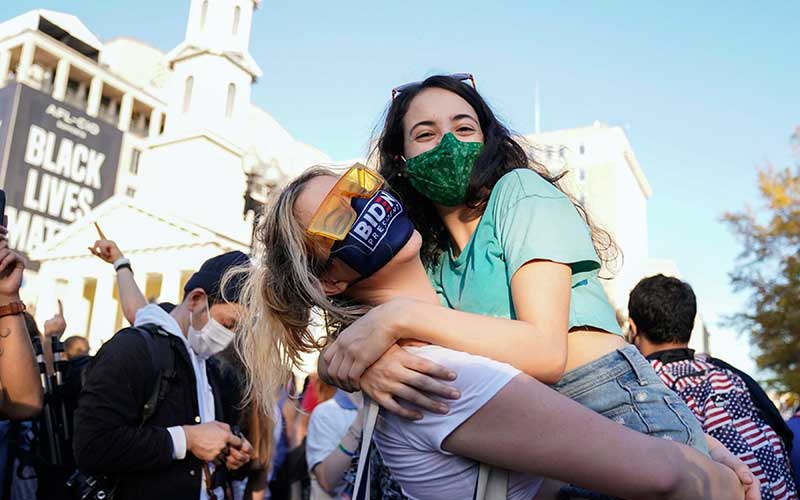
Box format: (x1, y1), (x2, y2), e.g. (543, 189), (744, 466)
(118, 93), (133, 132)
(148, 109), (163, 138)
(87, 76), (102, 117)
(52, 59), (70, 101)
(16, 40), (35, 84)
(87, 273), (116, 351)
(160, 268), (183, 306)
(0, 49), (11, 87)
(63, 276), (90, 338)
(33, 275), (59, 331)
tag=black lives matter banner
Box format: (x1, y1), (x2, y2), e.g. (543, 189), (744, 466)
(0, 83), (121, 263)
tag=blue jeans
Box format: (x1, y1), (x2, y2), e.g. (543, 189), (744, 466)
(551, 344), (709, 455)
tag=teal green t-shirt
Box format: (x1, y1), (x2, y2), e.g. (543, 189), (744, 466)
(428, 168), (622, 335)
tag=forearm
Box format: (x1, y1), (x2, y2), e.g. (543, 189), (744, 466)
(445, 375), (742, 500)
(314, 451), (353, 494)
(0, 305), (43, 419)
(116, 267), (147, 324)
(392, 300), (567, 383)
(314, 422), (361, 493)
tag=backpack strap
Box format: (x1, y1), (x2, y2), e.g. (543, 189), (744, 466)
(134, 323), (176, 425)
(353, 399), (379, 500)
(474, 464), (508, 500)
(353, 399), (509, 500)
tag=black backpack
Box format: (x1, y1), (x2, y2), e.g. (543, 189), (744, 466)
(66, 323), (177, 500)
(131, 324), (178, 423)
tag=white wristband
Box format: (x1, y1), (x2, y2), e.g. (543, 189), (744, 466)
(113, 257), (131, 272)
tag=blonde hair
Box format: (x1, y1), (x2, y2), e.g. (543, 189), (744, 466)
(245, 402), (274, 468)
(227, 166), (369, 418)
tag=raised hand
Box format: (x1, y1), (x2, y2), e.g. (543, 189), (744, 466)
(87, 223), (124, 264)
(44, 300), (67, 339)
(0, 227), (25, 299)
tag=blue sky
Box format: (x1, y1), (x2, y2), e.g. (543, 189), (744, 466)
(4, 1), (799, 377)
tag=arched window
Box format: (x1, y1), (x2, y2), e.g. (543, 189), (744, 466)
(200, 1), (209, 30)
(225, 83), (236, 119)
(232, 6), (241, 35)
(183, 76), (194, 113)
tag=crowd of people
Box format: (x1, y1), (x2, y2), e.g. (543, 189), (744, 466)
(0, 74), (797, 500)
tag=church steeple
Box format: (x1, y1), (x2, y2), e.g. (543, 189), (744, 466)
(163, 0), (262, 136)
(184, 0), (259, 56)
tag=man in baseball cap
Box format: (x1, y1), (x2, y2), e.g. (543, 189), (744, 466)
(75, 250), (253, 500)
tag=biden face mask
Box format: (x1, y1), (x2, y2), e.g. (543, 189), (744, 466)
(329, 189), (414, 278)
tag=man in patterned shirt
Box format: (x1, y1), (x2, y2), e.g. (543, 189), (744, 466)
(628, 274), (797, 500)
(789, 408), (800, 490)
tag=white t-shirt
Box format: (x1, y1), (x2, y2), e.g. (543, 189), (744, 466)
(374, 345), (543, 500)
(306, 393), (358, 498)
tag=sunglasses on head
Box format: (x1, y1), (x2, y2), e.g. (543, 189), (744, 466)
(306, 164), (386, 249)
(391, 73), (476, 99)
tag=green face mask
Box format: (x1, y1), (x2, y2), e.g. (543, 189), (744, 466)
(404, 132), (484, 206)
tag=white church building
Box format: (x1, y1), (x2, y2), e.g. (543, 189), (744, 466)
(0, 1), (330, 350)
(0, 1), (707, 356)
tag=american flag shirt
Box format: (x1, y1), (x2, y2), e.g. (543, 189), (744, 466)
(649, 349), (798, 500)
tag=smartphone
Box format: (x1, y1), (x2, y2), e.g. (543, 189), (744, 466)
(0, 189), (5, 227)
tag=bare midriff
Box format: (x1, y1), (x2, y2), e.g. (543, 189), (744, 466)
(564, 328), (627, 374)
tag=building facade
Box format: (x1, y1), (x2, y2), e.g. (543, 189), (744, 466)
(0, 1), (330, 350)
(0, 3), (708, 357)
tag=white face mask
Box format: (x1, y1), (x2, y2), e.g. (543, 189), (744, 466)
(187, 299), (235, 359)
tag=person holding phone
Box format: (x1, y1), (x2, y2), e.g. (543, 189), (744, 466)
(0, 203), (43, 420)
(74, 249), (255, 500)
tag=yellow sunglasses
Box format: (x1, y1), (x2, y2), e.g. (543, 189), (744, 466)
(306, 164), (385, 248)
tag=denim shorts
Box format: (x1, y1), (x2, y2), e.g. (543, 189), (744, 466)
(551, 344), (709, 455)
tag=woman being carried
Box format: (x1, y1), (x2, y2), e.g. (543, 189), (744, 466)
(318, 75), (746, 496)
(234, 165), (755, 500)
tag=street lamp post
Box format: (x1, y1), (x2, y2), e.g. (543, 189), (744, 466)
(243, 156), (285, 253)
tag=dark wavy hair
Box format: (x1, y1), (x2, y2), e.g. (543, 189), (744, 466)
(372, 74), (619, 269)
(628, 274), (697, 344)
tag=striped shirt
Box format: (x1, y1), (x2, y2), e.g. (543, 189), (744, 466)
(649, 349), (798, 500)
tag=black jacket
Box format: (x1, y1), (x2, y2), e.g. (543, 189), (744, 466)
(73, 327), (231, 500)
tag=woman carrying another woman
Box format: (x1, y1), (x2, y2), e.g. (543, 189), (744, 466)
(319, 75), (709, 459)
(232, 163), (756, 499)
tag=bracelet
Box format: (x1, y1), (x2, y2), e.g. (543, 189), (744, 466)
(338, 443), (356, 457)
(0, 301), (25, 318)
(113, 257), (132, 273)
